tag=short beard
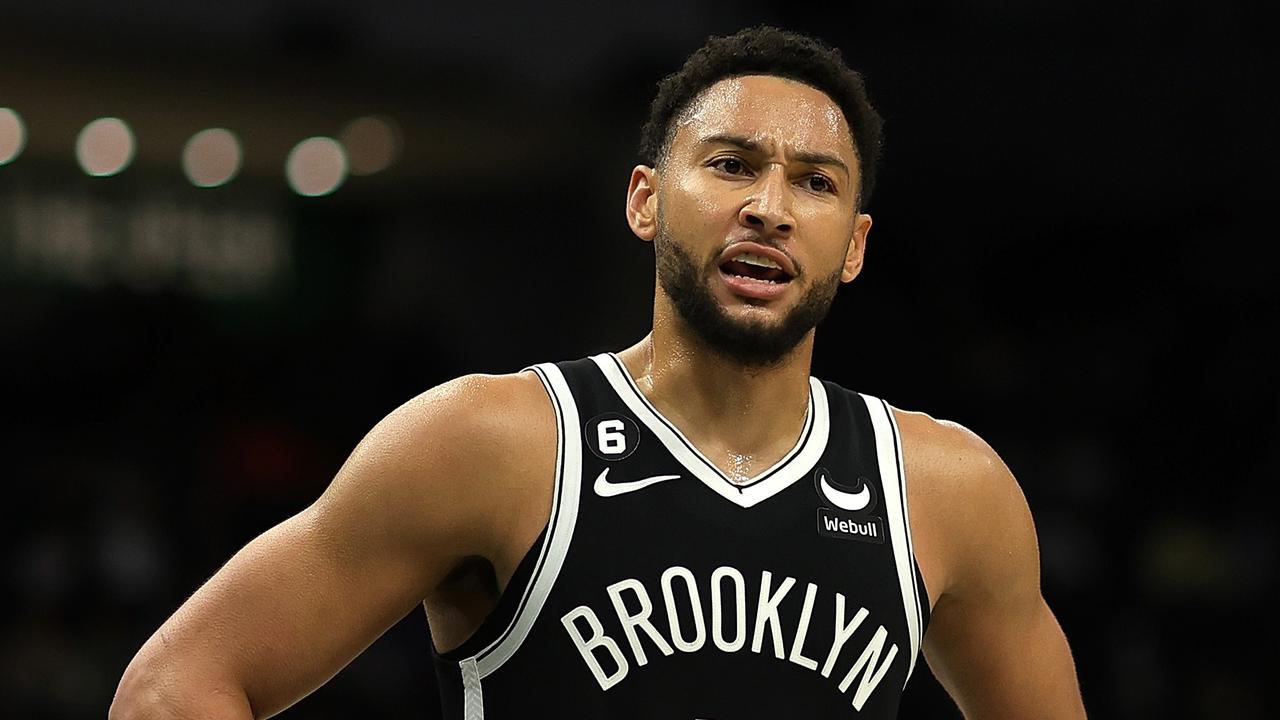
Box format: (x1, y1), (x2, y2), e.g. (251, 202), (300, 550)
(655, 226), (843, 369)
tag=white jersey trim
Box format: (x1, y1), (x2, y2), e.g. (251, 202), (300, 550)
(464, 363), (584, 682)
(460, 657), (484, 720)
(862, 394), (923, 686)
(591, 353), (829, 509)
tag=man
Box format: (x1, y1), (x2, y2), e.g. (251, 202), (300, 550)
(111, 26), (1087, 719)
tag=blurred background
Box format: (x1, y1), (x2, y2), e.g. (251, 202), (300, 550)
(3, 1), (1276, 718)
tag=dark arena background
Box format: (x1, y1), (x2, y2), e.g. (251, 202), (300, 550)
(3, 2), (1276, 718)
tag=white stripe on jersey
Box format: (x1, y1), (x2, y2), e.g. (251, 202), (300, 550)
(861, 395), (923, 685)
(465, 364), (584, 682)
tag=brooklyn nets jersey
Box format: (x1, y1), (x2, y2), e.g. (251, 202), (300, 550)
(431, 353), (930, 718)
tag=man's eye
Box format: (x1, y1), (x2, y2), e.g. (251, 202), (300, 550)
(806, 175), (833, 193)
(713, 158), (747, 175)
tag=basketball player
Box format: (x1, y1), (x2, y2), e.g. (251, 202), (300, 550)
(111, 26), (1087, 719)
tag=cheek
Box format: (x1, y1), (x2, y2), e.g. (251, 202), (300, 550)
(800, 216), (857, 268)
(667, 177), (735, 232)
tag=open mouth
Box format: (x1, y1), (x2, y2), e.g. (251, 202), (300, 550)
(718, 251), (795, 285)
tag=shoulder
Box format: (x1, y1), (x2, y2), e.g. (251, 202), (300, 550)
(314, 369), (557, 560)
(381, 370), (554, 455)
(890, 406), (1039, 603)
(890, 407), (1013, 500)
(338, 370), (553, 479)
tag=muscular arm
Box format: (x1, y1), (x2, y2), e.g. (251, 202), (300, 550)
(109, 372), (553, 719)
(902, 413), (1086, 719)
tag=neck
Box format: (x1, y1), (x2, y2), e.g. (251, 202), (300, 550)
(615, 297), (815, 480)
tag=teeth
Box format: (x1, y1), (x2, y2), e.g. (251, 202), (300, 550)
(734, 252), (782, 270)
(731, 274), (779, 284)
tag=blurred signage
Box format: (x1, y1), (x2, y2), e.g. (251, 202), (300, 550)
(1, 190), (291, 298)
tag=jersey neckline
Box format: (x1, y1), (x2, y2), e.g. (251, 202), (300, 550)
(590, 352), (830, 509)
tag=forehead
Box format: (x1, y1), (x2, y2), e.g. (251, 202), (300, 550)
(673, 75), (855, 160)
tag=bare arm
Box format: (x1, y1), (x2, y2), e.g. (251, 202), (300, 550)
(109, 372), (552, 719)
(905, 415), (1087, 719)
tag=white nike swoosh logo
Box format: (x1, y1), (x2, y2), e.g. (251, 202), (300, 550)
(593, 467), (681, 497)
(820, 476), (871, 511)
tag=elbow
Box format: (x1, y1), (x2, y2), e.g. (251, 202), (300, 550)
(108, 665), (168, 720)
(109, 656), (252, 720)
(110, 618), (258, 720)
(111, 632), (184, 720)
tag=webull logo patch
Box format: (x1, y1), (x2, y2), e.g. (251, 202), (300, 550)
(816, 508), (885, 544)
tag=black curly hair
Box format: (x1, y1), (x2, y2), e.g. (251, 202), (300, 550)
(638, 26), (883, 209)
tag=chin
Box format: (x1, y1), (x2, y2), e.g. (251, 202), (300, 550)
(720, 299), (789, 325)
(656, 237), (836, 366)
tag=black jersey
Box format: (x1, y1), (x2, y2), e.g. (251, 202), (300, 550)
(431, 354), (930, 719)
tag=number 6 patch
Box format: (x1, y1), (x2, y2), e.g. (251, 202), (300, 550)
(584, 412), (641, 461)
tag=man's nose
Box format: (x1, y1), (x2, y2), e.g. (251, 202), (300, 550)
(739, 167), (794, 235)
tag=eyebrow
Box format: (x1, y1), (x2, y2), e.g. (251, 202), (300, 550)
(698, 132), (850, 178)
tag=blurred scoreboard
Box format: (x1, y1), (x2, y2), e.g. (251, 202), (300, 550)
(1, 186), (292, 299)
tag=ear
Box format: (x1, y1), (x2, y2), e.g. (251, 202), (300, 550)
(626, 165), (658, 242)
(841, 213), (872, 283)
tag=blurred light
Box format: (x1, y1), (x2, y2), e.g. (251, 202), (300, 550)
(182, 128), (242, 188)
(285, 137), (347, 197)
(339, 115), (400, 175)
(0, 108), (26, 165)
(76, 117), (135, 177)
